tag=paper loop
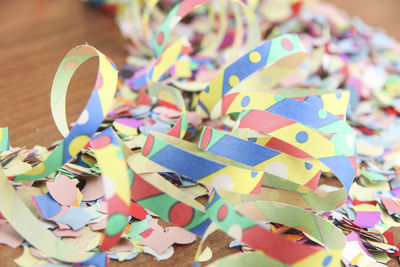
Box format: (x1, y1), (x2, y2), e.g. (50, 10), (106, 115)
(14, 45), (118, 182)
(0, 45), (123, 262)
(153, 0), (260, 59)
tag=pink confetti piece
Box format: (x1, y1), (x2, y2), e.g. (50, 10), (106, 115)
(98, 201), (108, 214)
(81, 176), (105, 202)
(148, 219), (163, 232)
(164, 227), (196, 244)
(55, 221), (70, 230)
(89, 218), (107, 231)
(0, 221), (24, 248)
(138, 230), (174, 255)
(47, 175), (77, 206)
(106, 238), (134, 254)
(187, 111), (202, 128)
(53, 228), (84, 238)
(153, 106), (181, 119)
(381, 196), (400, 214)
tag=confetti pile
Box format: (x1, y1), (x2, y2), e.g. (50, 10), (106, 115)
(2, 0), (400, 266)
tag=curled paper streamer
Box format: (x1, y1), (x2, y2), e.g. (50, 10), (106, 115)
(119, 0), (259, 62)
(198, 34), (307, 118)
(147, 43), (189, 139)
(148, 82), (188, 139)
(2, 0), (361, 266)
(142, 131), (263, 194)
(80, 0), (400, 265)
(90, 127), (131, 251)
(123, 0), (261, 93)
(14, 45), (118, 182)
(152, 0), (260, 59)
(0, 44), (129, 261)
(130, 170), (211, 236)
(132, 3), (356, 267)
(199, 126), (322, 190)
(134, 1), (356, 266)
(204, 189), (346, 266)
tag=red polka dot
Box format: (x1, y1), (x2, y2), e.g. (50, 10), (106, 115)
(200, 127), (212, 150)
(281, 38), (293, 51)
(140, 228), (153, 238)
(157, 32), (165, 46)
(142, 134), (154, 157)
(169, 202), (194, 227)
(94, 73), (103, 89)
(217, 204), (228, 221)
(90, 135), (111, 149)
(130, 201), (147, 220)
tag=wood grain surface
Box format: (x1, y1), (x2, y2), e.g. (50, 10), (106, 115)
(0, 0), (399, 266)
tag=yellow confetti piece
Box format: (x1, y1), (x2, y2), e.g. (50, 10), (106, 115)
(198, 246), (213, 262)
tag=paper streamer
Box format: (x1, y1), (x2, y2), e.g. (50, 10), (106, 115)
(139, 38), (355, 267)
(197, 34), (307, 118)
(130, 171), (211, 236)
(142, 131), (263, 194)
(199, 126), (322, 189)
(133, 1), (357, 265)
(153, 0), (260, 59)
(0, 170), (94, 262)
(204, 189), (346, 266)
(146, 38), (190, 139)
(0, 44), (128, 262)
(90, 127), (130, 251)
(235, 108), (356, 192)
(14, 44), (118, 182)
(86, 0), (400, 266)
(1, 0), (363, 266)
(0, 128), (9, 152)
(148, 82), (188, 139)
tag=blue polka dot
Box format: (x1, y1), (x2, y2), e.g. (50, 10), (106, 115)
(336, 92), (342, 99)
(323, 255), (332, 266)
(251, 171), (258, 178)
(305, 162), (313, 170)
(305, 96), (324, 109)
(248, 137), (257, 143)
(241, 96), (250, 107)
(296, 131), (308, 143)
(204, 86), (209, 93)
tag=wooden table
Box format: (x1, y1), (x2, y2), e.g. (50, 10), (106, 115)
(1, 0), (399, 266)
